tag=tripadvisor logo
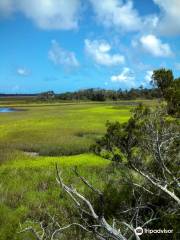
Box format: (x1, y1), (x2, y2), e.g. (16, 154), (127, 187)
(135, 227), (143, 236)
(135, 227), (173, 236)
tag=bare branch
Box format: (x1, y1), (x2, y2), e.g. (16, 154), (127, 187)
(131, 164), (180, 205)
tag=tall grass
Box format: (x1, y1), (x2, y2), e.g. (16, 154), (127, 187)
(0, 103), (132, 157)
(0, 153), (110, 240)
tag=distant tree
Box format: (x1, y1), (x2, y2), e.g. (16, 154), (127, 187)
(38, 91), (55, 101)
(56, 88), (159, 102)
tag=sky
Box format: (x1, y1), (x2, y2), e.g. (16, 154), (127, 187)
(0, 0), (180, 93)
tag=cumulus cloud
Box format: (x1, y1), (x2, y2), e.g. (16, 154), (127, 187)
(17, 67), (30, 76)
(145, 70), (153, 83)
(90, 0), (141, 31)
(48, 40), (79, 68)
(153, 0), (180, 35)
(89, 0), (180, 36)
(140, 34), (173, 57)
(140, 70), (153, 87)
(85, 39), (125, 66)
(111, 67), (135, 86)
(0, 0), (81, 30)
(144, 70), (153, 84)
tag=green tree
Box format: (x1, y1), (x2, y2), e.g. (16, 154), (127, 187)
(152, 68), (180, 116)
(166, 78), (180, 115)
(151, 68), (174, 97)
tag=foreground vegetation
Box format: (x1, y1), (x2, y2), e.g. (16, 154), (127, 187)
(0, 154), (110, 240)
(1, 102), (177, 240)
(0, 101), (134, 239)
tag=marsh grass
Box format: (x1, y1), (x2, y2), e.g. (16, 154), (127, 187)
(0, 153), (110, 240)
(0, 103), (132, 157)
(0, 100), (156, 239)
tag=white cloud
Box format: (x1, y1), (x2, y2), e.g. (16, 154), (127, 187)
(17, 67), (30, 76)
(140, 34), (173, 57)
(0, 0), (81, 30)
(0, 0), (180, 36)
(140, 70), (153, 87)
(144, 70), (153, 84)
(153, 0), (180, 35)
(111, 67), (135, 86)
(90, 0), (141, 31)
(48, 40), (79, 68)
(90, 0), (180, 36)
(85, 39), (125, 66)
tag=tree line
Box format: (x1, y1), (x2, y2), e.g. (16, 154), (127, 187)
(38, 87), (160, 102)
(38, 68), (180, 116)
(56, 87), (160, 101)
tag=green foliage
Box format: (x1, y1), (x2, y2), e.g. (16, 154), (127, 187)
(166, 78), (180, 116)
(152, 68), (180, 116)
(93, 104), (180, 238)
(152, 68), (173, 95)
(99, 149), (113, 159)
(100, 179), (133, 218)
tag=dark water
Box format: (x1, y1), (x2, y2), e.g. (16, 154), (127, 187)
(0, 107), (15, 113)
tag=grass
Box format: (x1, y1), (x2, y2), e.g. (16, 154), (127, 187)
(0, 153), (111, 240)
(0, 100), (156, 239)
(0, 102), (132, 157)
(2, 152), (109, 169)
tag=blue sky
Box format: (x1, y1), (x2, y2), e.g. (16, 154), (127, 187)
(0, 0), (180, 93)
